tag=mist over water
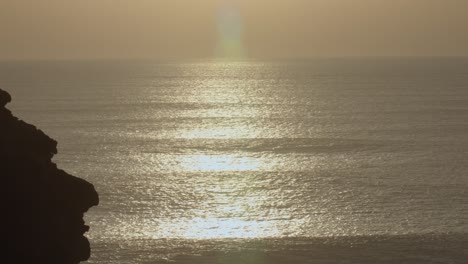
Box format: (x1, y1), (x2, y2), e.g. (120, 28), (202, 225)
(2, 58), (468, 263)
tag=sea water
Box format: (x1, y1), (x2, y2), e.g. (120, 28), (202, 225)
(2, 58), (468, 263)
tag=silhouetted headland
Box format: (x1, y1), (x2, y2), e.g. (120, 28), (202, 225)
(1, 89), (99, 264)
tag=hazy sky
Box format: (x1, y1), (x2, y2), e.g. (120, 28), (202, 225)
(1, 0), (468, 60)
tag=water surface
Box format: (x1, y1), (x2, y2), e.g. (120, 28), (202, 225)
(2, 58), (468, 263)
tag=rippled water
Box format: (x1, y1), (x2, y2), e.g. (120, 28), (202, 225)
(2, 58), (468, 263)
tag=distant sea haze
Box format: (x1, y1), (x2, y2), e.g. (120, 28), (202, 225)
(3, 58), (468, 263)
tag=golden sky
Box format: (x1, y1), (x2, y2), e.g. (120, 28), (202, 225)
(1, 0), (467, 60)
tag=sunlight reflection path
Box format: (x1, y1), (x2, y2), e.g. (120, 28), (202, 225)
(181, 154), (261, 172)
(145, 62), (296, 240)
(154, 152), (284, 239)
(152, 218), (282, 239)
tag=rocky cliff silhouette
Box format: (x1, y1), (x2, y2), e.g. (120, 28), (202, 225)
(1, 89), (99, 264)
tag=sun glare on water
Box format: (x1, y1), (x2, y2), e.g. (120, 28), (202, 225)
(180, 154), (261, 172)
(152, 218), (282, 240)
(154, 153), (284, 239)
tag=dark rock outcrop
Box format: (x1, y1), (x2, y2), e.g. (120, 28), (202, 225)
(1, 89), (99, 264)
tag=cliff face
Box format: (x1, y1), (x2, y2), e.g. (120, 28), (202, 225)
(0, 89), (99, 264)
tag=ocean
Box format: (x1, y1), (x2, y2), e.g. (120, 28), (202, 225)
(2, 58), (467, 263)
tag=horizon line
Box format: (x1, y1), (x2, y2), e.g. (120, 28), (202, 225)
(1, 55), (468, 63)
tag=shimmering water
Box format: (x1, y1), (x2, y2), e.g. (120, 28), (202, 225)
(2, 58), (468, 263)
